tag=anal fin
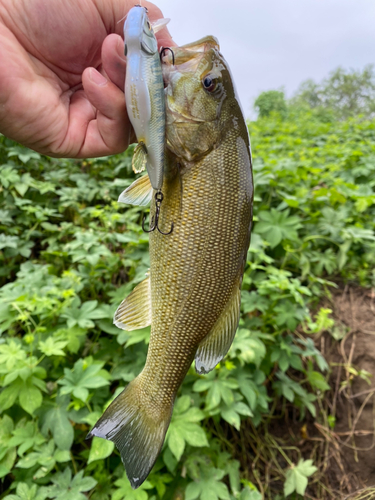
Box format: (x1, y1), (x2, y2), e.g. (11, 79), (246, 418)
(195, 282), (241, 374)
(114, 276), (151, 331)
(118, 174), (153, 206)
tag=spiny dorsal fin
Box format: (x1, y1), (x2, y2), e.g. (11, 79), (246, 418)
(114, 276), (151, 331)
(118, 174), (153, 206)
(195, 282), (241, 374)
(132, 142), (147, 174)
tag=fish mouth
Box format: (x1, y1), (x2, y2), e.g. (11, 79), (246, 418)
(161, 37), (213, 88)
(162, 53), (202, 88)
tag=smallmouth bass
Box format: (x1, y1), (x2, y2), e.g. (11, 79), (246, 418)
(88, 36), (254, 489)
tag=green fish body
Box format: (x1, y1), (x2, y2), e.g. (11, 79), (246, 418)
(88, 36), (253, 489)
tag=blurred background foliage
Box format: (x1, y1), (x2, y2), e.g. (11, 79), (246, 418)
(255, 64), (375, 121)
(0, 66), (374, 500)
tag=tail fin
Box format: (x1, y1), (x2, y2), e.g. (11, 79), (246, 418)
(86, 377), (172, 489)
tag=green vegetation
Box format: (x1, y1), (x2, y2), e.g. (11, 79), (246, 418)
(254, 90), (287, 119)
(292, 65), (375, 120)
(255, 64), (375, 121)
(1, 68), (375, 499)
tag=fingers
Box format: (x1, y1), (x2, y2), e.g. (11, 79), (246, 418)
(101, 34), (126, 90)
(74, 67), (131, 157)
(70, 0), (175, 158)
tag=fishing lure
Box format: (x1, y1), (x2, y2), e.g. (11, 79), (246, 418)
(123, 5), (168, 192)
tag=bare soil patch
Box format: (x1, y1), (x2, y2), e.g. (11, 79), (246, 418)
(230, 283), (375, 499)
(317, 284), (375, 498)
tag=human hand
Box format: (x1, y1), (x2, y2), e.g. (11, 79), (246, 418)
(0, 0), (174, 158)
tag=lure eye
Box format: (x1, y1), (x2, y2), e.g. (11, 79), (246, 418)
(202, 75), (217, 92)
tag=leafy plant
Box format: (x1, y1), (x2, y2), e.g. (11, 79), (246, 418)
(0, 77), (374, 500)
(284, 459), (318, 497)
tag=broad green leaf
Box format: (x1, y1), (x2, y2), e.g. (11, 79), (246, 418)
(239, 487), (262, 500)
(254, 209), (302, 248)
(8, 420), (45, 455)
(193, 371), (239, 411)
(167, 397), (208, 461)
(168, 426), (185, 462)
(58, 359), (109, 402)
(221, 408), (240, 430)
(112, 474), (152, 500)
(0, 385), (20, 411)
(307, 371), (330, 391)
(19, 384), (43, 414)
(61, 300), (108, 329)
(88, 437), (115, 464)
(185, 466), (230, 500)
(229, 329), (266, 366)
(3, 482), (47, 500)
(43, 406), (74, 450)
(38, 338), (68, 357)
(284, 459), (318, 497)
(0, 448), (17, 479)
(47, 468), (97, 500)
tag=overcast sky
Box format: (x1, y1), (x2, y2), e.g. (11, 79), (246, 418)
(155, 0), (375, 118)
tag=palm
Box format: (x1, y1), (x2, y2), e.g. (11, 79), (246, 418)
(0, 0), (173, 157)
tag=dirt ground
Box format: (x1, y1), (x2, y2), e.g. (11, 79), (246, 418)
(312, 284), (375, 499)
(233, 283), (375, 500)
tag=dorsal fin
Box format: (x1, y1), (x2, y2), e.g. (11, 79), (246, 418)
(114, 276), (151, 330)
(195, 282), (241, 374)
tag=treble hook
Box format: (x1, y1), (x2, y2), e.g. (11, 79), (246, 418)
(160, 47), (175, 65)
(142, 190), (174, 235)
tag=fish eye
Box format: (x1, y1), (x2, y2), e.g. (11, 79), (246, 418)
(146, 21), (151, 30)
(202, 75), (217, 93)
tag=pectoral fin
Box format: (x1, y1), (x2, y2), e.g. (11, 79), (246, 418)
(118, 174), (153, 206)
(114, 276), (151, 330)
(132, 142), (147, 174)
(195, 283), (241, 374)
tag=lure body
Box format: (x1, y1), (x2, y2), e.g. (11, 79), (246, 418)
(124, 5), (165, 190)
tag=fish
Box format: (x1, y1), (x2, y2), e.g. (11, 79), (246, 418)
(87, 36), (254, 489)
(122, 5), (168, 193)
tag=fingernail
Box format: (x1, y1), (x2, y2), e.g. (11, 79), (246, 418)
(90, 69), (107, 86)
